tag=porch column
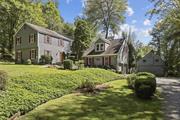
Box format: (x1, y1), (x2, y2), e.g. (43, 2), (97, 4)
(102, 57), (104, 66)
(109, 56), (111, 65)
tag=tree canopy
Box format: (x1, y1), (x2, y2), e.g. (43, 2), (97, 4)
(84, 0), (127, 39)
(72, 19), (93, 60)
(148, 0), (180, 76)
(0, 0), (74, 60)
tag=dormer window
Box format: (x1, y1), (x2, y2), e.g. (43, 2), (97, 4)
(95, 43), (104, 52)
(96, 44), (99, 51)
(100, 44), (104, 51)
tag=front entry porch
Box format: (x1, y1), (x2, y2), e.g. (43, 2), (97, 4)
(84, 56), (117, 69)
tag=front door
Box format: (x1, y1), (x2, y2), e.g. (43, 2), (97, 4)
(60, 52), (65, 63)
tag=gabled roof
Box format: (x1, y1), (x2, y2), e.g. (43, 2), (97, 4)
(138, 50), (165, 63)
(83, 38), (125, 57)
(95, 37), (111, 44)
(16, 22), (73, 42)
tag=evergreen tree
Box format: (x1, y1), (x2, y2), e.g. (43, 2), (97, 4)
(72, 19), (93, 60)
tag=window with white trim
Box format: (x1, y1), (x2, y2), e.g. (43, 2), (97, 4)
(100, 44), (104, 51)
(30, 49), (36, 59)
(95, 43), (104, 52)
(29, 34), (35, 43)
(58, 39), (64, 47)
(44, 50), (51, 56)
(44, 35), (51, 44)
(16, 37), (21, 45)
(17, 50), (22, 61)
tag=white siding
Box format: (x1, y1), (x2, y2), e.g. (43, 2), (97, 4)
(38, 33), (71, 63)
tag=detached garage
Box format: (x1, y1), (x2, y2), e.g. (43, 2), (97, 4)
(137, 50), (165, 76)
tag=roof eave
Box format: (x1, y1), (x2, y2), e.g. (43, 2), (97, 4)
(83, 54), (117, 57)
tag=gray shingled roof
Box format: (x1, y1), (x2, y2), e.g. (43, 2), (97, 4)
(25, 23), (73, 41)
(83, 38), (124, 57)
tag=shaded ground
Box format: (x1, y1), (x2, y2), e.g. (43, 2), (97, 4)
(19, 80), (162, 120)
(157, 77), (180, 120)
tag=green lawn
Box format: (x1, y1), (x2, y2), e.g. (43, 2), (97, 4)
(0, 64), (121, 120)
(19, 80), (163, 120)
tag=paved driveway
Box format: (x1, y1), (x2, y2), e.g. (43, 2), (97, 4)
(157, 77), (180, 120)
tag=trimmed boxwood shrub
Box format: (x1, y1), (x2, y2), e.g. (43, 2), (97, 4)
(127, 72), (156, 99)
(64, 59), (73, 70)
(25, 59), (32, 65)
(136, 72), (156, 78)
(127, 74), (136, 89)
(134, 73), (156, 99)
(0, 70), (8, 90)
(39, 55), (53, 64)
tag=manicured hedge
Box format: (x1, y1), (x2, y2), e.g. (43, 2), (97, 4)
(127, 74), (136, 89)
(127, 72), (156, 99)
(134, 74), (156, 99)
(63, 59), (73, 69)
(0, 66), (121, 120)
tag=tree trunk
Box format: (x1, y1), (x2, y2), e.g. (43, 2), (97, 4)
(105, 26), (109, 39)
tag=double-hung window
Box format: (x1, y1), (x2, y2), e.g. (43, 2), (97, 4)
(100, 44), (104, 51)
(58, 39), (64, 47)
(44, 35), (51, 44)
(96, 43), (104, 52)
(16, 37), (21, 45)
(30, 49), (36, 60)
(29, 34), (35, 44)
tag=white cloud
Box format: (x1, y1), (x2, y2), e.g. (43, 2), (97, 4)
(132, 20), (137, 24)
(143, 19), (151, 26)
(114, 24), (137, 39)
(120, 24), (137, 32)
(66, 0), (72, 4)
(126, 6), (134, 16)
(138, 28), (152, 38)
(114, 23), (152, 43)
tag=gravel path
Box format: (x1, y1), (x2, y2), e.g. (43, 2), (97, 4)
(157, 77), (180, 120)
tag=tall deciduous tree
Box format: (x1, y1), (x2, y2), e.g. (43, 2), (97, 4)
(84, 0), (127, 39)
(62, 23), (74, 39)
(0, 0), (46, 54)
(72, 19), (93, 60)
(43, 1), (63, 33)
(148, 0), (180, 75)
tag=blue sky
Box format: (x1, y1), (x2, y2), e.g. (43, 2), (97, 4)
(59, 0), (157, 44)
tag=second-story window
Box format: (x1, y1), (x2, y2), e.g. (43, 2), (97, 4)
(96, 43), (104, 52)
(29, 34), (35, 44)
(16, 37), (21, 45)
(44, 35), (51, 44)
(100, 44), (104, 51)
(58, 39), (64, 47)
(96, 44), (100, 51)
